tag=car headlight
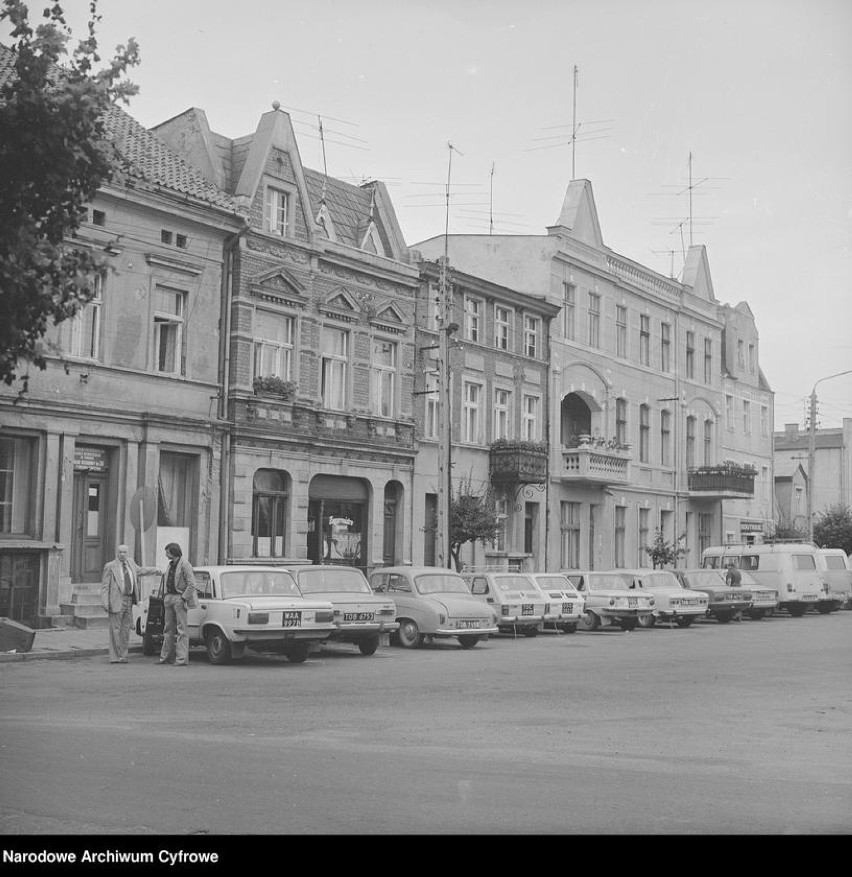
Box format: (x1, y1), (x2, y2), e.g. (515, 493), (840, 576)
(248, 612), (269, 624)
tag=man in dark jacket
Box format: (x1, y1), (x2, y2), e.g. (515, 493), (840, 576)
(159, 542), (197, 666)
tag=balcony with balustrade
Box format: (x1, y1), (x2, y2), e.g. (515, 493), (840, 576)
(560, 436), (631, 486)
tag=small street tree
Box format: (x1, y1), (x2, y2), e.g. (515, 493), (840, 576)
(0, 0), (139, 389)
(644, 529), (686, 569)
(773, 521), (808, 541)
(812, 504), (852, 556)
(448, 478), (500, 572)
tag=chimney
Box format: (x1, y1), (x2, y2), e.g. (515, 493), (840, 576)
(784, 423), (799, 440)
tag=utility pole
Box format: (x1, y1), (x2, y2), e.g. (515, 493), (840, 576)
(807, 369), (852, 541)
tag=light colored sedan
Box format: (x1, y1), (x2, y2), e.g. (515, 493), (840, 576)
(369, 566), (499, 649)
(527, 572), (585, 633)
(622, 569), (709, 628)
(289, 565), (399, 656)
(561, 570), (655, 631)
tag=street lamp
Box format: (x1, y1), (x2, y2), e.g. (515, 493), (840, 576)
(806, 369), (852, 541)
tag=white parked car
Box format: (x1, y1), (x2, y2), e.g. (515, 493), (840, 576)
(561, 571), (655, 632)
(526, 572), (585, 633)
(622, 569), (709, 628)
(461, 571), (549, 637)
(136, 566), (336, 664)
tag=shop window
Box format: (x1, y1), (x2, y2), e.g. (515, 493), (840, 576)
(0, 552), (40, 623)
(0, 436), (36, 536)
(252, 469), (288, 558)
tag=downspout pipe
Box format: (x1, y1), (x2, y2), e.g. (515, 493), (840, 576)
(218, 223), (249, 564)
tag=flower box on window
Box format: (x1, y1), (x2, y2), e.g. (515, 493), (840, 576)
(489, 439), (548, 485)
(253, 376), (297, 400)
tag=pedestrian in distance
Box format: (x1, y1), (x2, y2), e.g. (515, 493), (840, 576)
(100, 544), (161, 664)
(159, 542), (197, 667)
(725, 561), (742, 587)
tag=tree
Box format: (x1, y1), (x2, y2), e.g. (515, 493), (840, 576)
(773, 521), (807, 541)
(448, 478), (501, 572)
(644, 529), (686, 569)
(0, 0), (139, 389)
(813, 504), (852, 556)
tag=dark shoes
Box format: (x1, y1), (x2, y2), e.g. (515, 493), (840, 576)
(158, 658), (173, 665)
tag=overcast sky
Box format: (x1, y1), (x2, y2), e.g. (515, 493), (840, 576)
(6, 0), (850, 429)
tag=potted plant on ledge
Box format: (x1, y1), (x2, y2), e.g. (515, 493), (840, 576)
(253, 376), (297, 400)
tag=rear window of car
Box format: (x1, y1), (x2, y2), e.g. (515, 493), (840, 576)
(683, 571), (722, 588)
(588, 573), (630, 590)
(495, 575), (537, 591)
(219, 571), (301, 598)
(535, 575), (574, 590)
(297, 568), (371, 594)
(414, 574), (470, 595)
(638, 573), (682, 590)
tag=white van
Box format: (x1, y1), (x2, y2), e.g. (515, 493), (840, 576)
(815, 549), (852, 611)
(701, 543), (823, 617)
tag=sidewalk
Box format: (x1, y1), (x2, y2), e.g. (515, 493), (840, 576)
(0, 625), (143, 663)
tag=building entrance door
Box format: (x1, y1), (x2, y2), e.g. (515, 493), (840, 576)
(71, 471), (109, 582)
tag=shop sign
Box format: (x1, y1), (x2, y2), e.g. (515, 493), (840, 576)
(74, 446), (108, 472)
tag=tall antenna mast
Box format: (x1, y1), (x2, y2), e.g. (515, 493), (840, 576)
(688, 151), (693, 246)
(489, 161), (495, 235)
(318, 115), (328, 203)
(571, 65), (578, 180)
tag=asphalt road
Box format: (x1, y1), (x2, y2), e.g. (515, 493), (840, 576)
(1, 611), (850, 836)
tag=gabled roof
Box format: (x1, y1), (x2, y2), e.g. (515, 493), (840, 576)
(682, 245), (717, 302)
(0, 43), (240, 215)
(547, 179), (604, 248)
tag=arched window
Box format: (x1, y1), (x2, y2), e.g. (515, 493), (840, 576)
(252, 469), (288, 557)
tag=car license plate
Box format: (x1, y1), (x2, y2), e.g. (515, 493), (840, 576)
(343, 612), (374, 622)
(457, 619), (479, 629)
(282, 611), (301, 627)
(802, 594), (818, 601)
(521, 604), (534, 615)
(562, 602), (573, 614)
(628, 597), (637, 607)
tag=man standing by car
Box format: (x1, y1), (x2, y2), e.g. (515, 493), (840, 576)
(159, 542), (197, 667)
(725, 562), (742, 587)
(100, 544), (161, 664)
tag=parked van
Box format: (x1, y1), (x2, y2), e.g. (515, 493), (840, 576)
(701, 543), (823, 617)
(814, 548), (852, 611)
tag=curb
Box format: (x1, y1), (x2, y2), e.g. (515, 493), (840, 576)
(0, 645), (144, 664)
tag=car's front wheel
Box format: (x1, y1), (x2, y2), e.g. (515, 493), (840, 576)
(620, 618), (638, 631)
(747, 608), (766, 620)
(579, 610), (599, 631)
(787, 604), (806, 618)
(560, 622), (578, 634)
(397, 619), (424, 649)
(358, 635), (380, 656)
(458, 635), (480, 649)
(286, 643), (310, 663)
(521, 626), (538, 638)
(715, 610), (734, 624)
(816, 603), (833, 614)
(675, 616), (695, 628)
(206, 628), (232, 665)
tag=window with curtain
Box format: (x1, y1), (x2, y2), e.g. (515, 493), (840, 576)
(253, 309), (294, 380)
(639, 404), (650, 463)
(321, 326), (349, 410)
(252, 469), (288, 557)
(157, 452), (193, 527)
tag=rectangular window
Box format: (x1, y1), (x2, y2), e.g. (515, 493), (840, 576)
(698, 513), (713, 556)
(69, 274), (103, 359)
(760, 405), (768, 437)
(253, 309), (294, 381)
(524, 315), (540, 358)
(0, 436), (35, 536)
(265, 186), (290, 236)
(638, 508), (650, 567)
(704, 338), (713, 384)
(158, 451), (195, 528)
(660, 410), (671, 466)
(686, 331), (695, 379)
(616, 305), (627, 358)
(661, 322), (671, 372)
(615, 506), (626, 568)
(371, 339), (397, 418)
(463, 381), (482, 444)
(640, 315), (650, 366)
(494, 305), (512, 351)
(737, 340), (745, 369)
(704, 419), (713, 465)
(686, 416), (696, 468)
(742, 400), (751, 435)
(748, 343), (756, 374)
(587, 293), (600, 349)
(561, 501), (581, 569)
(464, 296), (482, 343)
(616, 398), (628, 445)
(493, 388), (512, 440)
(563, 282), (575, 340)
(522, 395), (540, 441)
(639, 405), (650, 463)
(424, 374), (439, 440)
(726, 395), (735, 431)
(321, 327), (349, 410)
(153, 286), (185, 375)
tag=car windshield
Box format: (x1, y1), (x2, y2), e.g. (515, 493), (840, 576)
(496, 575), (538, 591)
(638, 573), (683, 590)
(219, 571), (301, 599)
(534, 575), (575, 591)
(681, 570), (725, 588)
(297, 567), (371, 595)
(414, 574), (470, 595)
(588, 573), (631, 591)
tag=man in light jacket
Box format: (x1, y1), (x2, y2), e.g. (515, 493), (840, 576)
(159, 542), (197, 667)
(101, 544), (161, 664)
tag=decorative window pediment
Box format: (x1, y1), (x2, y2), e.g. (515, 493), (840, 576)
(360, 221), (385, 256)
(250, 266), (308, 309)
(316, 203), (338, 242)
(320, 287), (360, 323)
(370, 301), (406, 334)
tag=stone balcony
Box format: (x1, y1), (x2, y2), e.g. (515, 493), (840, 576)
(560, 444), (631, 485)
(687, 464), (755, 497)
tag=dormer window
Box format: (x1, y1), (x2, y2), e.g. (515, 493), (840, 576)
(265, 187), (290, 236)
